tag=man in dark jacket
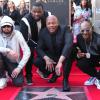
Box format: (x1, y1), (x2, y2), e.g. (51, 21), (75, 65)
(36, 15), (73, 91)
(20, 2), (49, 85)
(76, 20), (100, 90)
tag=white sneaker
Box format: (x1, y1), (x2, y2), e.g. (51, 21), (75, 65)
(84, 77), (96, 86)
(95, 79), (100, 90)
(0, 78), (7, 89)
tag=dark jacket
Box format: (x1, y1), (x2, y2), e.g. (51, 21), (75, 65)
(5, 9), (21, 25)
(37, 26), (73, 61)
(20, 13), (48, 43)
(77, 32), (100, 59)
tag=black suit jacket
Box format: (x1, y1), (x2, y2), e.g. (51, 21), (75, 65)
(37, 26), (73, 61)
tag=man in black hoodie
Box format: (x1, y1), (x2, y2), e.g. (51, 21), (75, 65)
(20, 2), (50, 85)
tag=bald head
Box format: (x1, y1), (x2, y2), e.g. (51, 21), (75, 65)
(46, 15), (59, 23)
(46, 15), (59, 33)
(81, 20), (92, 29)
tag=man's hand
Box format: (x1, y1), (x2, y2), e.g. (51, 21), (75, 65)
(45, 58), (56, 72)
(77, 52), (86, 58)
(7, 50), (18, 61)
(77, 47), (85, 58)
(11, 67), (21, 78)
(55, 62), (62, 76)
(44, 56), (56, 72)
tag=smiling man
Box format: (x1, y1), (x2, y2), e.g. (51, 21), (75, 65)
(76, 20), (100, 90)
(35, 15), (73, 91)
(20, 2), (50, 85)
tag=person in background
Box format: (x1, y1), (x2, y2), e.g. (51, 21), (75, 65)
(71, 0), (75, 27)
(74, 0), (80, 6)
(73, 0), (91, 41)
(5, 0), (21, 30)
(36, 15), (73, 91)
(0, 0), (7, 14)
(0, 7), (4, 21)
(0, 16), (30, 89)
(20, 2), (50, 85)
(18, 0), (29, 18)
(25, 1), (29, 11)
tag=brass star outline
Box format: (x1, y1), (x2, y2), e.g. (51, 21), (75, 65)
(24, 87), (84, 100)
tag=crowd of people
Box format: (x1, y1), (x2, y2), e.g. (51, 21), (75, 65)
(0, 0), (100, 92)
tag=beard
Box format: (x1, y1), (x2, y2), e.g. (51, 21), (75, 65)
(4, 31), (11, 34)
(33, 15), (42, 22)
(34, 17), (41, 22)
(1, 27), (13, 36)
(3, 31), (12, 37)
(2, 30), (13, 37)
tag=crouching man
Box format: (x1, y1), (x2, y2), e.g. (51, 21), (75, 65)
(35, 15), (73, 91)
(0, 16), (30, 89)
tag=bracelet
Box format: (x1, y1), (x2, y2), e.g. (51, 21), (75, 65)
(86, 53), (91, 59)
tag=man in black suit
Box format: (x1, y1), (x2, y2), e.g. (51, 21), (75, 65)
(36, 15), (73, 91)
(76, 20), (100, 89)
(20, 2), (49, 85)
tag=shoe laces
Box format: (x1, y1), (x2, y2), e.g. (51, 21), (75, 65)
(88, 77), (95, 82)
(96, 79), (100, 84)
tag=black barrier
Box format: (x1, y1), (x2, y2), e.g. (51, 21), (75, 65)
(32, 0), (70, 26)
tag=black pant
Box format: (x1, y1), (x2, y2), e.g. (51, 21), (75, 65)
(34, 56), (54, 75)
(63, 44), (77, 81)
(25, 47), (34, 78)
(66, 44), (100, 80)
(34, 53), (74, 81)
(0, 53), (24, 86)
(77, 57), (100, 79)
(25, 40), (37, 78)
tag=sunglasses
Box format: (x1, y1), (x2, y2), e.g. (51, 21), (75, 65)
(81, 29), (91, 33)
(2, 25), (12, 28)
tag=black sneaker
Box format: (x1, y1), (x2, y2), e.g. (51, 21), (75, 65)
(48, 74), (59, 83)
(36, 69), (49, 79)
(26, 77), (33, 85)
(63, 80), (70, 92)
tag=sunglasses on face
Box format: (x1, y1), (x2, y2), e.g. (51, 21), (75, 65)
(81, 29), (91, 33)
(2, 25), (11, 28)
